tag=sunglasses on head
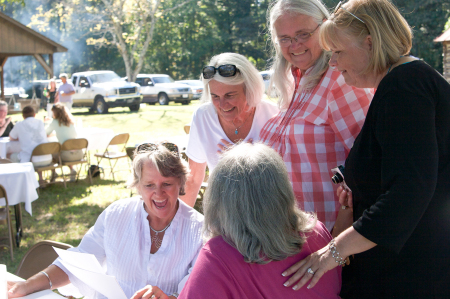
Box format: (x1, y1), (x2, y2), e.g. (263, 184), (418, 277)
(136, 142), (179, 157)
(202, 64), (239, 79)
(334, 1), (365, 24)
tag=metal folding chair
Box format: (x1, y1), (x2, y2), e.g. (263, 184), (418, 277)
(94, 133), (130, 180)
(61, 138), (92, 184)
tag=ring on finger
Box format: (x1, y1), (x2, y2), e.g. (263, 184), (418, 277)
(341, 205), (349, 210)
(307, 267), (315, 275)
(151, 295), (156, 299)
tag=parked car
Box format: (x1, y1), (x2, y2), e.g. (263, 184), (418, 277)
(175, 80), (203, 99)
(129, 74), (193, 105)
(71, 70), (142, 113)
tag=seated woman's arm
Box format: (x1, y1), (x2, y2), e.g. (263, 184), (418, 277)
(179, 160), (206, 207)
(7, 265), (69, 298)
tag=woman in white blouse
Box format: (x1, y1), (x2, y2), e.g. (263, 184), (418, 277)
(7, 143), (204, 299)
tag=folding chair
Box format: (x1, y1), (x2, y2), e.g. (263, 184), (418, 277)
(15, 240), (72, 279)
(94, 133), (130, 180)
(184, 124), (190, 134)
(0, 184), (14, 261)
(31, 142), (66, 188)
(0, 158), (12, 164)
(61, 138), (92, 184)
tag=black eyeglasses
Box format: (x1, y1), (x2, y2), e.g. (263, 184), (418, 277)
(136, 142), (179, 157)
(202, 64), (239, 79)
(334, 1), (365, 24)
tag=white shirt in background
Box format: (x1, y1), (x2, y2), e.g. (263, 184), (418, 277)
(9, 117), (52, 163)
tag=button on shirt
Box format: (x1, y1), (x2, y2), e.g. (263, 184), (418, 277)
(53, 197), (204, 299)
(259, 66), (373, 231)
(57, 82), (75, 103)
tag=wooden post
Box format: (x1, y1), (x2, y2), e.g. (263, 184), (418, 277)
(49, 54), (54, 79)
(0, 57), (7, 102)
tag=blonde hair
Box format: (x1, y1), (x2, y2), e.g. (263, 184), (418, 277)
(52, 103), (74, 127)
(203, 142), (316, 264)
(200, 53), (264, 107)
(319, 0), (412, 75)
(267, 0), (331, 110)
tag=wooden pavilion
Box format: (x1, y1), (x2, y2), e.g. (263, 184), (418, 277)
(434, 27), (450, 83)
(0, 11), (67, 110)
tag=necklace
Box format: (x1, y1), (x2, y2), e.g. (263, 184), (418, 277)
(150, 220), (173, 249)
(232, 108), (255, 135)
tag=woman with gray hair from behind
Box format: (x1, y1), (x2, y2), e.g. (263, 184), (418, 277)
(259, 0), (373, 236)
(179, 143), (341, 298)
(181, 52), (278, 207)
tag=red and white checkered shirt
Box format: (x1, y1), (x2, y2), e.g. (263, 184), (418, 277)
(260, 67), (373, 231)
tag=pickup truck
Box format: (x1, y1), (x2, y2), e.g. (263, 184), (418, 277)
(133, 74), (193, 105)
(71, 70), (142, 113)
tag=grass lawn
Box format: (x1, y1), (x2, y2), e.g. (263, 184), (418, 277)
(1, 101), (202, 271)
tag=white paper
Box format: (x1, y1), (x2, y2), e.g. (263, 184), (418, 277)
(53, 247), (127, 299)
(1, 264), (6, 299)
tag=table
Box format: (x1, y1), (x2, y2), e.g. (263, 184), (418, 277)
(0, 162), (39, 246)
(7, 272), (63, 298)
(0, 137), (20, 159)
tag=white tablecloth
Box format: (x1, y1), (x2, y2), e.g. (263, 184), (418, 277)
(7, 272), (63, 298)
(0, 162), (39, 215)
(0, 137), (20, 159)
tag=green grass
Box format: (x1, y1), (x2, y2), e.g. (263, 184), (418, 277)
(1, 101), (201, 271)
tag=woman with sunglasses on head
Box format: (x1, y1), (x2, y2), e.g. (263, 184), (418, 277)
(8, 144), (204, 299)
(259, 0), (373, 236)
(181, 52), (278, 207)
(281, 0), (450, 298)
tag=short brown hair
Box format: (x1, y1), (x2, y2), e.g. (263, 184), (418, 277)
(22, 106), (35, 118)
(127, 145), (187, 195)
(320, 0), (412, 75)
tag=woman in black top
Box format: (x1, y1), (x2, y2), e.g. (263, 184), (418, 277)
(279, 0), (450, 298)
(0, 100), (14, 137)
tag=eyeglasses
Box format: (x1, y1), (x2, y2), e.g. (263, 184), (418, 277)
(202, 64), (239, 79)
(136, 142), (179, 157)
(334, 1), (365, 24)
(277, 24), (321, 48)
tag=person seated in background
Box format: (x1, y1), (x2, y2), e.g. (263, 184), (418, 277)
(179, 143), (341, 299)
(8, 143), (204, 299)
(9, 106), (52, 185)
(46, 103), (80, 181)
(0, 100), (14, 137)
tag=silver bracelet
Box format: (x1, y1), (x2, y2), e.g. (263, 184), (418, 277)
(171, 292), (179, 298)
(329, 239), (346, 266)
(40, 271), (52, 289)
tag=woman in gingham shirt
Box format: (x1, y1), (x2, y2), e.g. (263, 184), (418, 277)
(260, 0), (373, 233)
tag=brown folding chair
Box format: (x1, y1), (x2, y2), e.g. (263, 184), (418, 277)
(0, 158), (12, 164)
(31, 142), (66, 188)
(184, 124), (190, 134)
(0, 184), (14, 261)
(61, 138), (92, 184)
(94, 133), (130, 180)
(15, 240), (72, 279)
